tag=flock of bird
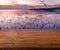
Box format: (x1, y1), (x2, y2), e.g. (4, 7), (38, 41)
(0, 14), (60, 30)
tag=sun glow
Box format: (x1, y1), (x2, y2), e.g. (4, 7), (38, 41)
(0, 0), (18, 5)
(0, 0), (10, 5)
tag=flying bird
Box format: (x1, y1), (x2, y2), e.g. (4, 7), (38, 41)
(41, 0), (47, 7)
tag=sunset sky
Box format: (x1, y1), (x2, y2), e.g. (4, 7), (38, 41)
(0, 0), (60, 5)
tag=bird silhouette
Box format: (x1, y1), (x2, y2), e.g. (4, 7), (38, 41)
(41, 0), (47, 7)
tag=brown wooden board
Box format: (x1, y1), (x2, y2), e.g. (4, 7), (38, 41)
(0, 29), (60, 49)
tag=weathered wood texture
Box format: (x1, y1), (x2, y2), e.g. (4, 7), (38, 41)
(0, 30), (60, 48)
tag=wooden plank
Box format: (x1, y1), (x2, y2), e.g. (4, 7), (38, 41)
(0, 30), (60, 48)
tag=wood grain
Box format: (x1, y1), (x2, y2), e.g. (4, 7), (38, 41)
(0, 29), (60, 48)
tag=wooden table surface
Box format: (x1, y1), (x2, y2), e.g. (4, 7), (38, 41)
(0, 29), (60, 48)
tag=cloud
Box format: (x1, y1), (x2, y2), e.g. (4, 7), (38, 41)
(17, 0), (60, 5)
(0, 0), (60, 5)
